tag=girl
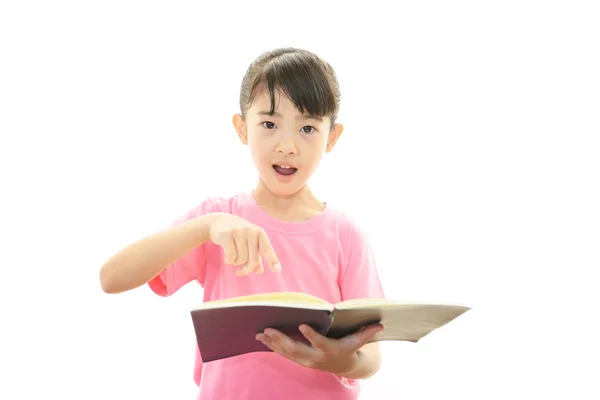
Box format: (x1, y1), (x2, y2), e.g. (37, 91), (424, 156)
(100, 47), (386, 400)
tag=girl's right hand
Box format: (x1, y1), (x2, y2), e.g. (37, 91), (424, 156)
(206, 213), (281, 276)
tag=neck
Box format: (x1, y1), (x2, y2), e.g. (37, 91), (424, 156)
(253, 178), (325, 222)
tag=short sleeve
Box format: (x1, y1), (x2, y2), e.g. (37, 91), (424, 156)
(339, 224), (385, 301)
(147, 197), (219, 297)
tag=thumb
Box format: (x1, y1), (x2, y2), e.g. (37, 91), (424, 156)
(344, 323), (384, 349)
(258, 231), (281, 272)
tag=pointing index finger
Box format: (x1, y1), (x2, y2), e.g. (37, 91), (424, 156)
(258, 230), (281, 272)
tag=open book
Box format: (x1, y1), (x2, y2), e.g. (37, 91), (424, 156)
(190, 292), (471, 363)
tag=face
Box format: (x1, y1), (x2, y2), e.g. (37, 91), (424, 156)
(233, 89), (343, 197)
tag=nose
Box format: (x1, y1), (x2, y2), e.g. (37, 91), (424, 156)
(275, 131), (298, 155)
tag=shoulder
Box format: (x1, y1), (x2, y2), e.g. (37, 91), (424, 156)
(323, 206), (372, 252)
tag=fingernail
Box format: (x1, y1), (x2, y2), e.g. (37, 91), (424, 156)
(273, 263), (281, 271)
(235, 266), (246, 276)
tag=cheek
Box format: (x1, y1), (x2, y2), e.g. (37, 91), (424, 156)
(248, 138), (269, 165)
(305, 134), (328, 153)
(308, 131), (329, 146)
(302, 138), (327, 166)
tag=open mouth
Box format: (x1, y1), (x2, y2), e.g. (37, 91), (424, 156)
(273, 164), (297, 176)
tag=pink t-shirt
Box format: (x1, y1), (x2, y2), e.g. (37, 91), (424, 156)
(148, 192), (385, 400)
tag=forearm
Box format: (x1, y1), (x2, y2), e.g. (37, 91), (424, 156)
(99, 214), (212, 294)
(343, 343), (381, 379)
(326, 343), (381, 380)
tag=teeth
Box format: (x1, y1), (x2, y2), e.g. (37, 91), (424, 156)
(278, 165), (291, 169)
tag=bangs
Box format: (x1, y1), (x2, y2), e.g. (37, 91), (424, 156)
(248, 53), (339, 119)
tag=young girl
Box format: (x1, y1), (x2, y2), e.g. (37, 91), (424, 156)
(100, 47), (386, 400)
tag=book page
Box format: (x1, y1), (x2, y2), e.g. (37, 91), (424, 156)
(336, 298), (470, 310)
(335, 297), (390, 309)
(327, 304), (471, 342)
(191, 291), (333, 311)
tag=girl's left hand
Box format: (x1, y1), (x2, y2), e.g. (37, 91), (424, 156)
(255, 323), (383, 374)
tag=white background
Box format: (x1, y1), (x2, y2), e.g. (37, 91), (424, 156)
(1, 1), (599, 399)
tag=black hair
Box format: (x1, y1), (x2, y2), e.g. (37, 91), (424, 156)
(239, 48), (341, 126)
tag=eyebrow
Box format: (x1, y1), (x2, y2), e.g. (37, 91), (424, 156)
(257, 111), (323, 121)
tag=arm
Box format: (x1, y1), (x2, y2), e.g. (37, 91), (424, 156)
(99, 214), (212, 294)
(99, 208), (281, 294)
(330, 342), (381, 380)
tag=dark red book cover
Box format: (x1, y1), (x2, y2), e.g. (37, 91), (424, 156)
(191, 306), (333, 362)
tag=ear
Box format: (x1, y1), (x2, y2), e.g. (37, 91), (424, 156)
(232, 114), (248, 145)
(325, 123), (344, 153)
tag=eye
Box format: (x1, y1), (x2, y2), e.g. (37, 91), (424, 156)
(262, 121), (276, 129)
(301, 126), (315, 134)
